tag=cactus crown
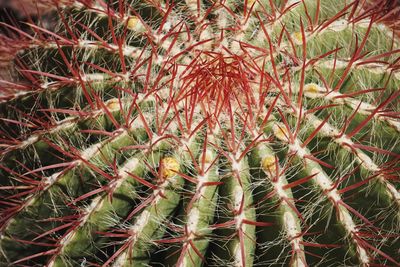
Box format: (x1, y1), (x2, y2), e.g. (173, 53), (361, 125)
(0, 0), (399, 266)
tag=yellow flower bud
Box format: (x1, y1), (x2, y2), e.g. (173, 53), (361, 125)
(304, 83), (319, 93)
(127, 16), (142, 32)
(160, 157), (180, 179)
(106, 99), (120, 110)
(292, 32), (304, 45)
(262, 155), (276, 173)
(273, 124), (289, 142)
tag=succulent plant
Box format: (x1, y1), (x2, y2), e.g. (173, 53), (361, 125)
(0, 0), (399, 266)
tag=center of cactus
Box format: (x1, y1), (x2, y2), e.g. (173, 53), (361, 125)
(179, 51), (257, 113)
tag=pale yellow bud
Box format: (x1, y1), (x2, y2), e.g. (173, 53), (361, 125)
(273, 124), (289, 142)
(304, 83), (322, 98)
(160, 157), (180, 179)
(106, 99), (120, 110)
(246, 0), (256, 9)
(127, 16), (144, 32)
(261, 155), (276, 173)
(292, 32), (304, 45)
(304, 83), (319, 93)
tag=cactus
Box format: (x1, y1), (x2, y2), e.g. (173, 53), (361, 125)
(0, 0), (399, 266)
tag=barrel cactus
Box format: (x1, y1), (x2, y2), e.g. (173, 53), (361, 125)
(0, 0), (399, 266)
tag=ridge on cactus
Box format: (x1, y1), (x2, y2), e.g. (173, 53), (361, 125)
(0, 0), (399, 266)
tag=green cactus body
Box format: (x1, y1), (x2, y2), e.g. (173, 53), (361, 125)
(0, 0), (399, 266)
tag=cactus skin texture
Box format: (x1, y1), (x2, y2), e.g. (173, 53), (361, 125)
(1, 0), (400, 266)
